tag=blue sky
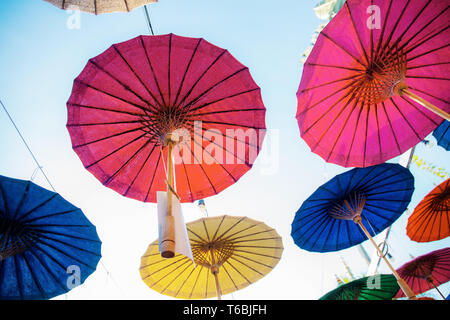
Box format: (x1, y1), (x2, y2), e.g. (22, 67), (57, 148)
(0, 0), (449, 300)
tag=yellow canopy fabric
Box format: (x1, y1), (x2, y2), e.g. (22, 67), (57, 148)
(44, 0), (157, 15)
(140, 215), (283, 299)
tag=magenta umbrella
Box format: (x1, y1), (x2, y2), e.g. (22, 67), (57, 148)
(297, 0), (450, 168)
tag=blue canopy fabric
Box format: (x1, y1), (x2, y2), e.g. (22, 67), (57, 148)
(0, 175), (101, 299)
(291, 163), (414, 253)
(432, 120), (450, 151)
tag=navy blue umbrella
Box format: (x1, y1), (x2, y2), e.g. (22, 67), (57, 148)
(0, 175), (101, 299)
(432, 121), (450, 151)
(291, 163), (417, 299)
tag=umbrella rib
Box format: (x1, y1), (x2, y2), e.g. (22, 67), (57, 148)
(103, 137), (156, 186)
(224, 259), (253, 285)
(190, 132), (239, 182)
(400, 6), (449, 55)
(228, 255), (264, 276)
(214, 217), (247, 242)
(221, 263), (240, 291)
(21, 252), (47, 299)
(407, 61), (450, 71)
(37, 232), (101, 257)
(231, 252), (277, 269)
(111, 44), (162, 113)
(399, 95), (440, 126)
(173, 264), (198, 298)
(225, 229), (276, 242)
(174, 49), (227, 110)
(184, 121), (260, 150)
(34, 238), (99, 270)
(297, 76), (364, 116)
(211, 215), (227, 242)
(321, 32), (367, 68)
(172, 38), (202, 108)
(180, 159), (194, 202)
(390, 98), (422, 141)
(186, 119), (265, 130)
(186, 88), (262, 115)
(407, 85), (450, 105)
(17, 194), (59, 223)
(67, 119), (147, 127)
(122, 142), (158, 197)
(14, 255), (24, 300)
(190, 108), (265, 118)
(344, 100), (365, 167)
(72, 124), (148, 149)
(407, 43), (450, 64)
(380, 101), (402, 154)
(379, 0), (411, 58)
(139, 36), (167, 107)
(182, 67), (249, 113)
(388, 0), (432, 54)
(404, 25), (450, 58)
(406, 75), (450, 81)
(374, 0), (393, 59)
(298, 74), (365, 94)
(168, 34), (172, 108)
(202, 219), (210, 242)
(302, 82), (358, 136)
(143, 149), (161, 202)
(32, 228), (101, 244)
(85, 131), (149, 169)
(187, 227), (209, 244)
(73, 79), (149, 114)
(67, 102), (147, 118)
(27, 247), (67, 292)
(344, 1), (370, 66)
(20, 209), (79, 224)
(305, 62), (364, 72)
(87, 59), (157, 109)
(186, 146), (217, 195)
(11, 181), (31, 221)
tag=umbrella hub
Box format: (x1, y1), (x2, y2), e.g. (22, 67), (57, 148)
(329, 192), (366, 221)
(144, 106), (190, 145)
(191, 240), (235, 269)
(0, 217), (39, 260)
(353, 48), (407, 104)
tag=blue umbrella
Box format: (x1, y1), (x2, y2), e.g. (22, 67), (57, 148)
(0, 175), (101, 299)
(291, 163), (417, 299)
(432, 120), (450, 151)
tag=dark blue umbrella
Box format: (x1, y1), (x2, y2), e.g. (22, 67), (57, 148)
(0, 175), (101, 299)
(291, 163), (417, 299)
(432, 120), (450, 151)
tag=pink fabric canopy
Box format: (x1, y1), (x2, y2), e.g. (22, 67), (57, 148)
(297, 0), (449, 167)
(67, 34), (266, 203)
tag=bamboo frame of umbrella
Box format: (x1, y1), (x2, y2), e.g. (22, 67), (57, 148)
(328, 193), (417, 299)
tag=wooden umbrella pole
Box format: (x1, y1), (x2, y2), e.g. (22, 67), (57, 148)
(353, 216), (418, 300)
(394, 83), (450, 121)
(210, 250), (222, 300)
(160, 135), (176, 258)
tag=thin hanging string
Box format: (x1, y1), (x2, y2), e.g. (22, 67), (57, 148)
(1, 98), (125, 298)
(143, 5), (155, 35)
(0, 98), (56, 192)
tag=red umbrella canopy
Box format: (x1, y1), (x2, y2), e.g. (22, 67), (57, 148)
(67, 34), (266, 203)
(297, 0), (450, 168)
(395, 247), (450, 298)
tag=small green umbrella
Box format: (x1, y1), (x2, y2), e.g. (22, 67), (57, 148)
(320, 274), (400, 300)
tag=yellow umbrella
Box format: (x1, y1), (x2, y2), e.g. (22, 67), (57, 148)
(140, 215), (283, 299)
(44, 0), (157, 15)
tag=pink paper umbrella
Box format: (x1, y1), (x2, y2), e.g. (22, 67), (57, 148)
(67, 34), (265, 257)
(297, 0), (450, 168)
(395, 247), (450, 299)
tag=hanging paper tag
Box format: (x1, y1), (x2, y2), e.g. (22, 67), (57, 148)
(157, 191), (194, 264)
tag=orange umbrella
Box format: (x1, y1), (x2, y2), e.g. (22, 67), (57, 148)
(407, 179), (449, 243)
